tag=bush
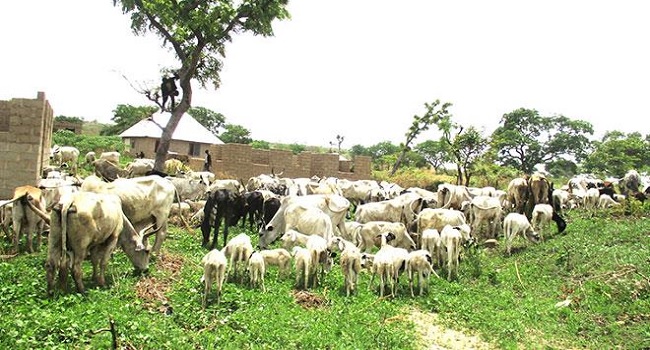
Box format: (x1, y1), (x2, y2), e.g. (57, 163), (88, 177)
(372, 168), (455, 190)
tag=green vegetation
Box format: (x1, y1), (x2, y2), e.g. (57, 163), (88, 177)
(1, 210), (648, 349)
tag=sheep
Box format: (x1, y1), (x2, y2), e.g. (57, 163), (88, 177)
(598, 194), (621, 209)
(201, 248), (228, 309)
(531, 204), (554, 240)
(259, 248), (292, 279)
(279, 229), (311, 250)
(335, 238), (362, 297)
(247, 251), (266, 292)
(407, 249), (438, 297)
(222, 233), (254, 282)
(503, 212), (540, 255)
(279, 229), (333, 287)
(291, 246), (312, 289)
(420, 228), (442, 268)
(440, 225), (463, 281)
(367, 232), (408, 297)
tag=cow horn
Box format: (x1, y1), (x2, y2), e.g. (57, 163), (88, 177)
(140, 223), (158, 239)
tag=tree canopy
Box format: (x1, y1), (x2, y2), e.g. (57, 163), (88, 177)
(490, 108), (594, 173)
(187, 106), (225, 136)
(581, 131), (650, 177)
(100, 104), (157, 136)
(114, 0), (290, 170)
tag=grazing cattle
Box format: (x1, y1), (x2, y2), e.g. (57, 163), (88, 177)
(51, 146), (81, 174)
(528, 173), (551, 205)
(466, 195), (503, 240)
(125, 158), (155, 178)
(241, 191), (265, 231)
(167, 176), (208, 202)
(11, 186), (46, 253)
(354, 193), (424, 229)
(81, 175), (175, 254)
(507, 178), (529, 214)
(415, 208), (470, 244)
(208, 179), (246, 195)
(258, 194), (350, 249)
(164, 158), (186, 176)
(619, 169), (641, 196)
(0, 201), (12, 239)
(437, 184), (472, 210)
(338, 179), (385, 212)
(45, 192), (152, 295)
(272, 205), (335, 249)
(201, 189), (246, 250)
(38, 178), (80, 213)
(503, 213), (540, 255)
(262, 196), (281, 227)
(93, 159), (129, 182)
(356, 221), (417, 253)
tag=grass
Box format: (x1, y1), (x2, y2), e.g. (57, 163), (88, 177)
(1, 209), (649, 349)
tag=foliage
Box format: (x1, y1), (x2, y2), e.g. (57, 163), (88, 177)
(546, 158), (579, 178)
(373, 168), (455, 190)
(581, 131), (650, 177)
(100, 104), (157, 136)
(250, 140), (271, 149)
(490, 108), (594, 173)
(53, 130), (125, 157)
(54, 115), (84, 124)
(187, 106), (225, 136)
(391, 100), (453, 175)
(218, 124), (252, 144)
(446, 126), (488, 186)
(414, 140), (452, 172)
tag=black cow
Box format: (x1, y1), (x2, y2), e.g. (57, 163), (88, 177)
(201, 189), (246, 249)
(262, 197), (281, 227)
(241, 191), (264, 231)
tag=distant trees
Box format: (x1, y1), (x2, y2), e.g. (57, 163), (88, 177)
(100, 104), (157, 136)
(581, 131), (650, 176)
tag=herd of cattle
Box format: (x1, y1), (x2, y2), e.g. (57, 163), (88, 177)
(1, 147), (649, 306)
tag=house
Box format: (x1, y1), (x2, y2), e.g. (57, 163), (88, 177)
(119, 112), (223, 159)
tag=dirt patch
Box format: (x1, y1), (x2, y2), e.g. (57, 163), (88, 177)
(292, 289), (329, 309)
(134, 252), (185, 313)
(406, 307), (494, 350)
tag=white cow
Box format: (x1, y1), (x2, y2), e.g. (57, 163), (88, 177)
(80, 175), (175, 254)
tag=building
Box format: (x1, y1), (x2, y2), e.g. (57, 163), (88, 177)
(0, 92), (54, 198)
(119, 112), (223, 159)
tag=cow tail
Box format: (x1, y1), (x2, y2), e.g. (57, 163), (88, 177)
(60, 200), (73, 267)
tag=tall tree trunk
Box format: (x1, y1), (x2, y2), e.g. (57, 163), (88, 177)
(154, 74), (193, 171)
(390, 149), (407, 176)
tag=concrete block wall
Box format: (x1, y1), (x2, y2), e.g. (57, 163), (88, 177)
(0, 92), (53, 198)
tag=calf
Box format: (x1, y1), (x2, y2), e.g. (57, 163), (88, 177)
(201, 189), (246, 250)
(503, 212), (540, 255)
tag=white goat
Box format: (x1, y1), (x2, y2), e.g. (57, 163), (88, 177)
(407, 249), (438, 297)
(440, 225), (462, 281)
(503, 213), (539, 255)
(201, 249), (228, 309)
(222, 233), (253, 282)
(291, 246), (312, 289)
(336, 238), (362, 297)
(247, 251), (266, 292)
(598, 194), (621, 209)
(420, 228), (442, 268)
(259, 248), (292, 279)
(531, 204), (554, 240)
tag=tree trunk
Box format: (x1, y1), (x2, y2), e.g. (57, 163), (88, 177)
(390, 149), (407, 176)
(153, 74), (193, 171)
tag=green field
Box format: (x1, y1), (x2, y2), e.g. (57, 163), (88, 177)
(1, 209), (648, 349)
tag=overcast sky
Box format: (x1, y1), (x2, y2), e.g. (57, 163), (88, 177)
(2, 1), (649, 148)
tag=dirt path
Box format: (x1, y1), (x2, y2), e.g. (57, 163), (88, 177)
(406, 308), (495, 350)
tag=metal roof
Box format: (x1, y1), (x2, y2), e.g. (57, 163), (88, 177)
(119, 112), (223, 144)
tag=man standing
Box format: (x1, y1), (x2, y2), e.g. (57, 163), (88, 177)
(203, 149), (212, 172)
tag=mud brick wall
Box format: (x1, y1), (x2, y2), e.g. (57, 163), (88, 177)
(0, 92), (54, 198)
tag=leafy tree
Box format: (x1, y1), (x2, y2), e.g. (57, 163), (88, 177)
(187, 106), (225, 136)
(446, 126), (488, 186)
(367, 141), (400, 161)
(288, 143), (306, 155)
(114, 0), (290, 170)
(490, 108), (594, 173)
(581, 131), (650, 177)
(219, 124), (252, 144)
(100, 104), (157, 136)
(390, 100), (453, 175)
(414, 140), (452, 172)
(329, 134), (344, 153)
(55, 115), (84, 124)
(546, 159), (578, 178)
(350, 144), (371, 157)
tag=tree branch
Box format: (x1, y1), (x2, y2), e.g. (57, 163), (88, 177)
(119, 73), (164, 111)
(134, 0), (187, 62)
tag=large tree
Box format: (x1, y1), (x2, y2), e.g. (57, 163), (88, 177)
(100, 104), (157, 136)
(390, 100), (453, 176)
(219, 123), (253, 144)
(114, 0), (290, 171)
(187, 106), (225, 136)
(581, 131), (650, 177)
(490, 108), (593, 173)
(445, 126), (488, 186)
(414, 140), (451, 173)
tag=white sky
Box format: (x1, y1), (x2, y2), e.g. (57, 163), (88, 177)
(2, 1), (649, 148)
